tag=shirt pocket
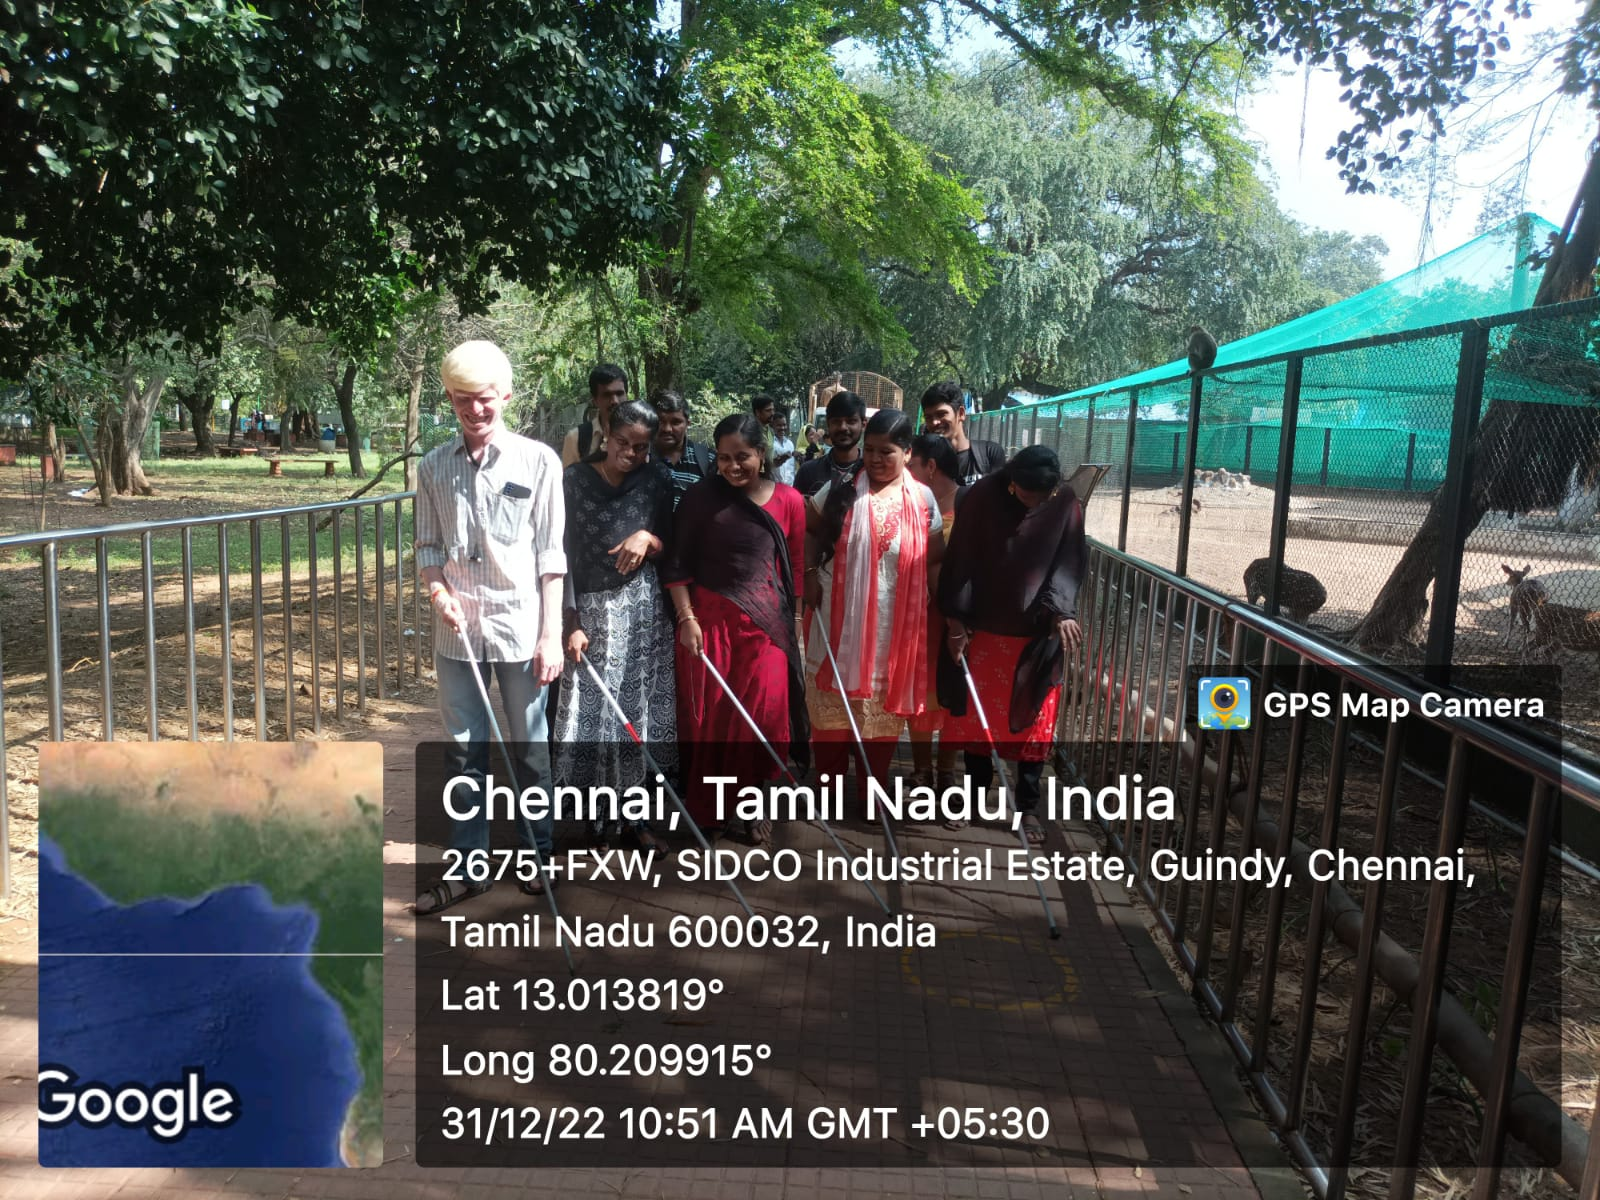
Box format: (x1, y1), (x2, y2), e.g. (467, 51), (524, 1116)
(486, 488), (532, 545)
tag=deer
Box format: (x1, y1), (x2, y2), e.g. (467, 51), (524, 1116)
(1528, 595), (1600, 657)
(1501, 563), (1547, 646)
(1243, 557), (1326, 624)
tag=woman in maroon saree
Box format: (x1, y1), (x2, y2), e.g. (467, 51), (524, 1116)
(937, 445), (1087, 844)
(663, 413), (809, 839)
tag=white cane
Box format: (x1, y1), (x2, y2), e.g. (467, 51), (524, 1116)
(809, 610), (905, 874)
(695, 648), (892, 917)
(456, 624), (577, 973)
(958, 651), (1061, 940)
(577, 651), (756, 919)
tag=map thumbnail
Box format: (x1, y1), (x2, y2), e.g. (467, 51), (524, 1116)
(38, 742), (384, 1168)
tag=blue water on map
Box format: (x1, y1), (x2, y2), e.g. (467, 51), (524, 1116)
(37, 836), (360, 1167)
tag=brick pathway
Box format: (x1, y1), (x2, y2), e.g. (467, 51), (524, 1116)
(0, 710), (1299, 1200)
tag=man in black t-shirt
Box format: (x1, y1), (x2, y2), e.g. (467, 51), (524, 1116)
(793, 389), (867, 496)
(562, 364), (629, 467)
(920, 380), (1005, 485)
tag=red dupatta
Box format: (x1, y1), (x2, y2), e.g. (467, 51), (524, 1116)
(818, 471), (929, 716)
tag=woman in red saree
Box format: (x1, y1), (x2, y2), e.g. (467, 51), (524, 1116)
(937, 445), (1087, 844)
(664, 414), (808, 840)
(803, 410), (944, 797)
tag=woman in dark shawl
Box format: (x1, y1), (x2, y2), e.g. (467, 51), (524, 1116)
(555, 400), (677, 855)
(937, 445), (1087, 844)
(663, 413), (809, 841)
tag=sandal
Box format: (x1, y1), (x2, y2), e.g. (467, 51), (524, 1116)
(633, 828), (672, 859)
(519, 872), (561, 897)
(591, 820), (623, 852)
(943, 815), (971, 831)
(414, 878), (489, 916)
(1021, 814), (1046, 846)
(746, 818), (773, 847)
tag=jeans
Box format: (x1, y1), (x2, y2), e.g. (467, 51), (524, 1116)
(436, 654), (554, 856)
(964, 751), (1043, 813)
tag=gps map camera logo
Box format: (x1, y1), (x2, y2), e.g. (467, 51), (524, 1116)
(1198, 677), (1251, 730)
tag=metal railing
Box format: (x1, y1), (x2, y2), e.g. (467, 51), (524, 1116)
(0, 492), (431, 897)
(972, 296), (1600, 725)
(1061, 538), (1600, 1200)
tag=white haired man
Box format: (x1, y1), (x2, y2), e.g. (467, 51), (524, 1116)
(414, 340), (566, 914)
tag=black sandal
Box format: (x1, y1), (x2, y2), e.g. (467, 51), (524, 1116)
(519, 872), (561, 897)
(633, 828), (671, 859)
(414, 878), (489, 916)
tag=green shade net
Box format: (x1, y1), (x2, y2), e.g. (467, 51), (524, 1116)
(994, 213), (1583, 493)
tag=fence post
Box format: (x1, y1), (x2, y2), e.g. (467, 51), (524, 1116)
(1028, 406), (1038, 447)
(1424, 326), (1489, 684)
(1084, 397), (1095, 462)
(1243, 426), (1253, 475)
(1320, 428), (1333, 487)
(1175, 375), (1203, 576)
(1404, 433), (1417, 491)
(1266, 358), (1304, 617)
(1118, 389), (1139, 552)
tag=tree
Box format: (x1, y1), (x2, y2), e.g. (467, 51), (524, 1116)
(873, 58), (1387, 404)
(2, 1), (672, 492)
(1355, 139), (1600, 649)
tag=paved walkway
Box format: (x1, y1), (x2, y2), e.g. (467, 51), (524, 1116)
(0, 705), (1300, 1199)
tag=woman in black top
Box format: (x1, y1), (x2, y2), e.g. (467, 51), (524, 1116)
(555, 400), (676, 854)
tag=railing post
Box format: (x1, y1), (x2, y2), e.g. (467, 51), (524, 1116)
(1425, 326), (1489, 684)
(142, 531), (157, 741)
(43, 544), (64, 741)
(183, 527), (198, 741)
(1388, 736), (1473, 1200)
(1175, 375), (1203, 575)
(1266, 358), (1303, 617)
(1118, 388), (1138, 553)
(1084, 397), (1095, 463)
(219, 525), (233, 740)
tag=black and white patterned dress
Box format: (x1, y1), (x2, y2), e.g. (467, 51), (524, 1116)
(554, 462), (678, 798)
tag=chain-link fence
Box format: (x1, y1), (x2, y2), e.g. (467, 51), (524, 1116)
(973, 295), (1600, 758)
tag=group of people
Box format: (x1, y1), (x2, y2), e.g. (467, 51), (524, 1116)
(414, 341), (1088, 916)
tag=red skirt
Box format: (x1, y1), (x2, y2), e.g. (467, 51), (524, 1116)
(942, 630), (1061, 763)
(676, 586), (791, 823)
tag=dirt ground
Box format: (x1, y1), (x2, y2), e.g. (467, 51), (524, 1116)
(0, 445), (430, 940)
(1088, 483), (1600, 758)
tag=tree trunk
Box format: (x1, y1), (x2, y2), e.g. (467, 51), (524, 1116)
(178, 390), (218, 456)
(100, 361), (164, 496)
(1354, 132), (1600, 651)
(335, 360), (365, 478)
(44, 420), (63, 482)
(404, 354), (423, 492)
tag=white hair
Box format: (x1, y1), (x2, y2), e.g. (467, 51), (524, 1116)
(440, 340), (512, 395)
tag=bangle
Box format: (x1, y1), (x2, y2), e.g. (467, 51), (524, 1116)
(676, 611), (698, 625)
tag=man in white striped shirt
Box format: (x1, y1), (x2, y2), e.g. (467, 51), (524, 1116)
(414, 341), (567, 915)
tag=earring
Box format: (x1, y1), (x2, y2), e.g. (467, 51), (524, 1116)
(1008, 484), (1017, 497)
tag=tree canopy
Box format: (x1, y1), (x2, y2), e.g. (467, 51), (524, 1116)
(0, 1), (673, 369)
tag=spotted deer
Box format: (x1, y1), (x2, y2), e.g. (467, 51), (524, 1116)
(1528, 596), (1600, 657)
(1243, 558), (1327, 623)
(1500, 563), (1547, 646)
